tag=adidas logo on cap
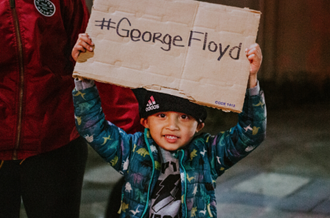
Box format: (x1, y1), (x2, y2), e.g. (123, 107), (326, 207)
(145, 95), (160, 112)
(140, 90), (207, 122)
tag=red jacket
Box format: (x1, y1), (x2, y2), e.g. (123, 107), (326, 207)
(0, 0), (142, 160)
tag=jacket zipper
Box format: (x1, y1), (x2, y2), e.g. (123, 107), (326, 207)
(10, 0), (24, 160)
(179, 150), (188, 217)
(141, 128), (156, 218)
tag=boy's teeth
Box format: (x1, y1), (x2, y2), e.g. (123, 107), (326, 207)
(166, 135), (177, 139)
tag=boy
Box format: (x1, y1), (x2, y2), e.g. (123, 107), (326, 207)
(72, 34), (266, 218)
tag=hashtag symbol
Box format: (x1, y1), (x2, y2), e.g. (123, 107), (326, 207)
(95, 18), (116, 30)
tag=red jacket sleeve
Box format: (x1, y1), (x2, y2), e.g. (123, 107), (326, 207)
(96, 82), (144, 134)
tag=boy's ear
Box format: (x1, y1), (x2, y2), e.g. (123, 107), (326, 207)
(140, 118), (149, 128)
(196, 122), (205, 133)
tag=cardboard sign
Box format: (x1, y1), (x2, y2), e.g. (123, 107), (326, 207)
(73, 0), (261, 113)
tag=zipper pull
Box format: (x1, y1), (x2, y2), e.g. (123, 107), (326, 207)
(10, 0), (15, 8)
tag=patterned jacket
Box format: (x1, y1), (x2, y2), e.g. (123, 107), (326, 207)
(73, 85), (267, 218)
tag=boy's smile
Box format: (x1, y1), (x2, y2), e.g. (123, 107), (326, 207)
(141, 111), (204, 151)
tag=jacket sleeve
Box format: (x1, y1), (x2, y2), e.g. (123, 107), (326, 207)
(208, 85), (267, 177)
(72, 84), (141, 173)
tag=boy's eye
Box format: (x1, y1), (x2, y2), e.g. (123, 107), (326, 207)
(181, 114), (189, 119)
(158, 113), (166, 118)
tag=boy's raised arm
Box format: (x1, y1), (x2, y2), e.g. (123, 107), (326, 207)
(72, 79), (138, 174)
(246, 43), (263, 89)
(210, 44), (266, 176)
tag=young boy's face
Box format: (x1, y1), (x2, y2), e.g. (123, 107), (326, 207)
(140, 111), (204, 151)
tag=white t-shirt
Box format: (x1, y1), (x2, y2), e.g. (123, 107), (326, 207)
(149, 148), (181, 218)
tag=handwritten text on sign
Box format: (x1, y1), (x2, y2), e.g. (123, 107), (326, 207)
(95, 17), (243, 61)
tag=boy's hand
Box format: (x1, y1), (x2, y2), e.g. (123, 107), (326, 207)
(72, 33), (94, 61)
(245, 43), (262, 88)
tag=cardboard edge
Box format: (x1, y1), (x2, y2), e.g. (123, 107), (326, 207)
(73, 71), (242, 113)
(244, 7), (262, 15)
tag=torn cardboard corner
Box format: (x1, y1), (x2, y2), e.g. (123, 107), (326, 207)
(73, 0), (261, 113)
